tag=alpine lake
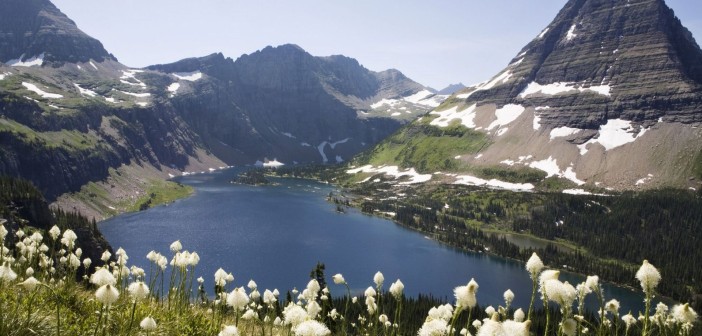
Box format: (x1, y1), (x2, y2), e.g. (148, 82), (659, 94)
(100, 167), (654, 313)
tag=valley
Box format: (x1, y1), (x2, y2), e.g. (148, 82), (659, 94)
(1, 0), (701, 334)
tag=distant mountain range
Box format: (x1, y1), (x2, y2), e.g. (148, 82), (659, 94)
(0, 0), (442, 219)
(349, 0), (702, 193)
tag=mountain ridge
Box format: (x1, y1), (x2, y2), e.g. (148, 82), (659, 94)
(349, 0), (702, 192)
(0, 1), (439, 219)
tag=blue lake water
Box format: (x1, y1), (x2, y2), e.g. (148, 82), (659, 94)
(100, 168), (650, 312)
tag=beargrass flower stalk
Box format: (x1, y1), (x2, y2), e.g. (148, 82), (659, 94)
(538, 269), (559, 336)
(636, 260), (661, 336)
(621, 313), (636, 336)
(140, 316), (157, 335)
(219, 325), (240, 336)
(525, 252), (544, 320)
(335, 274), (352, 336)
(671, 303), (697, 335)
(389, 279), (404, 336)
(127, 281), (150, 331)
(227, 286), (250, 326)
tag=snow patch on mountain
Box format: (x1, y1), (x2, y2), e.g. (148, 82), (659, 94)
(7, 53), (44, 67)
(172, 71), (203, 81)
(429, 104), (477, 128)
(550, 126), (581, 140)
(167, 82), (180, 96)
(74, 84), (97, 97)
(451, 174), (534, 192)
(487, 104), (525, 130)
(347, 165), (432, 184)
(566, 25), (577, 41)
(22, 82), (63, 99)
(519, 82), (611, 98)
(577, 119), (649, 155)
(528, 156), (585, 185)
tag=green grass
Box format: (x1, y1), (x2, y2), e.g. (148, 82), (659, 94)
(0, 118), (101, 151)
(128, 180), (194, 212)
(361, 121), (490, 173)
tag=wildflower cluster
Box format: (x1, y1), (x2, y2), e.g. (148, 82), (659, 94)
(0, 219), (698, 335)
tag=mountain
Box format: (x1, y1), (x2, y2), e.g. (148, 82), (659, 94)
(0, 0), (438, 219)
(349, 0), (702, 192)
(437, 83), (466, 95)
(146, 45), (439, 165)
(0, 0), (115, 65)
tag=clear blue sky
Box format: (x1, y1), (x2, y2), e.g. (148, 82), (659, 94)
(52, 0), (702, 90)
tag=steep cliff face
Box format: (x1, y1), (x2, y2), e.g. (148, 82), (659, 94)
(147, 45), (437, 165)
(0, 0), (114, 65)
(351, 0), (702, 191)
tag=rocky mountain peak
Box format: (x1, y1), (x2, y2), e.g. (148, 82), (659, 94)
(459, 0), (702, 127)
(0, 0), (115, 65)
(357, 0), (702, 191)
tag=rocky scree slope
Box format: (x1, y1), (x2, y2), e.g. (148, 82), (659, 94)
(349, 0), (702, 192)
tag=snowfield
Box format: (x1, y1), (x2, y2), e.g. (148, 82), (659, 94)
(22, 82), (63, 99)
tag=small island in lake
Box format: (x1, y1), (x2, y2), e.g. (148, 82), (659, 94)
(231, 169), (273, 186)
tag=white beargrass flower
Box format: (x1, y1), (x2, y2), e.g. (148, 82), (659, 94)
(365, 286), (376, 297)
(30, 232), (43, 243)
(48, 225), (61, 240)
(389, 279), (404, 299)
(504, 320), (530, 336)
(140, 316), (157, 330)
(477, 316), (501, 336)
(472, 319), (482, 329)
(561, 318), (577, 336)
(379, 314), (389, 324)
(101, 250), (111, 262)
(585, 275), (599, 291)
(332, 273), (345, 285)
(0, 262), (17, 282)
(514, 308), (525, 322)
(67, 253), (80, 268)
(60, 229), (77, 250)
(247, 279), (257, 289)
(454, 282), (477, 311)
(226, 287), (249, 311)
(306, 279), (320, 295)
(307, 300), (322, 319)
(503, 289), (515, 306)
(622, 313), (636, 328)
(283, 303), (308, 327)
(218, 325), (240, 336)
(263, 289), (277, 305)
(544, 279), (576, 308)
(293, 320), (331, 336)
(635, 260), (661, 295)
(128, 281), (150, 300)
(19, 276), (41, 291)
(250, 289), (261, 301)
(485, 306), (496, 317)
(197, 276), (204, 284)
(605, 299), (620, 315)
(242, 309), (256, 320)
(672, 303), (697, 324)
(90, 267), (117, 286)
(373, 271), (384, 288)
(95, 284), (119, 305)
(214, 268), (229, 286)
(418, 319), (448, 336)
(170, 240), (182, 252)
(526, 252), (544, 279)
(0, 224), (8, 240)
(366, 296), (377, 315)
